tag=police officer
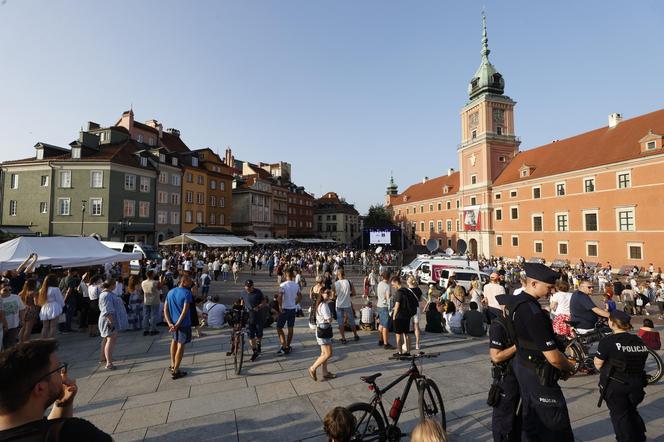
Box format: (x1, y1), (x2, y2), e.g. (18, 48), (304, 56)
(594, 311), (648, 441)
(510, 263), (576, 441)
(488, 294), (521, 441)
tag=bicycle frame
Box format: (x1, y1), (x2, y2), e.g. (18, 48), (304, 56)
(365, 362), (423, 427)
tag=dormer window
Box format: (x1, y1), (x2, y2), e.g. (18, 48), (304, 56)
(159, 154), (166, 163)
(192, 157), (199, 167)
(99, 132), (107, 142)
(639, 130), (662, 153)
(140, 157), (148, 167)
(471, 78), (479, 89)
(171, 157), (178, 166)
(36, 148), (44, 160)
(647, 141), (656, 150)
(71, 147), (81, 159)
(519, 164), (534, 178)
(443, 185), (449, 194)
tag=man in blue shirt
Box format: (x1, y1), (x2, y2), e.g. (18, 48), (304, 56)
(570, 279), (610, 334)
(164, 274), (193, 380)
(245, 280), (268, 361)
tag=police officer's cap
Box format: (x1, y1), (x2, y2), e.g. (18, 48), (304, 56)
(612, 310), (631, 324)
(523, 262), (559, 285)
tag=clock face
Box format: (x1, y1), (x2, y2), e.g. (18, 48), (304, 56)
(469, 112), (479, 128)
(492, 108), (504, 124)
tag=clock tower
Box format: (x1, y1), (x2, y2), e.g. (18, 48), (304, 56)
(457, 15), (520, 258)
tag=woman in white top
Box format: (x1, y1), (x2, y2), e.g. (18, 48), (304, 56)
(308, 289), (336, 381)
(550, 279), (573, 337)
(469, 279), (483, 312)
(37, 274), (65, 338)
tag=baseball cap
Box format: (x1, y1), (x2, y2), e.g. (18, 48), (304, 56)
(244, 279), (254, 287)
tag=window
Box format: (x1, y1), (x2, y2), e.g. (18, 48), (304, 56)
(9, 200), (17, 216)
(171, 175), (181, 186)
(90, 198), (102, 216)
(420, 222), (425, 232)
(472, 130), (477, 139)
(471, 175), (477, 185)
(220, 181), (225, 191)
(510, 207), (519, 220)
(456, 200), (460, 208)
(532, 215), (543, 232)
(628, 243), (643, 260)
(171, 211), (180, 225)
(10, 174), (18, 189)
(186, 173), (193, 183)
(584, 178), (595, 193)
(446, 201), (451, 210)
(584, 212), (598, 231)
(196, 192), (204, 205)
(159, 171), (168, 184)
(437, 221), (443, 232)
(220, 214), (225, 225)
(617, 172), (631, 189)
(220, 197), (225, 208)
(39, 202), (48, 214)
(40, 175), (49, 187)
(139, 176), (150, 192)
(192, 157), (199, 167)
(71, 147), (81, 159)
(429, 203), (433, 212)
(495, 209), (502, 220)
(496, 126), (503, 135)
(532, 187), (541, 199)
(89, 171), (103, 188)
(447, 239), (452, 247)
(197, 175), (204, 185)
(185, 191), (193, 203)
(420, 205), (424, 213)
(558, 242), (569, 255)
(534, 241), (543, 254)
(171, 157), (178, 167)
(510, 190), (517, 198)
(140, 157), (148, 167)
(446, 220), (452, 231)
(137, 134), (144, 143)
(429, 221), (434, 232)
(556, 182), (566, 196)
(617, 209), (635, 231)
(139, 201), (150, 218)
(59, 171), (71, 188)
(456, 220), (460, 231)
(124, 174), (136, 190)
(157, 211), (167, 225)
(185, 211), (192, 223)
(157, 191), (168, 204)
(159, 153), (166, 163)
(556, 213), (568, 231)
(437, 202), (442, 211)
(210, 195), (216, 207)
(58, 198), (71, 215)
(498, 156), (506, 163)
(587, 242), (598, 257)
(496, 235), (503, 246)
(196, 211), (203, 224)
(646, 141), (656, 150)
(494, 192), (501, 200)
(512, 236), (519, 247)
(210, 213), (216, 225)
(210, 180), (217, 190)
(123, 200), (135, 217)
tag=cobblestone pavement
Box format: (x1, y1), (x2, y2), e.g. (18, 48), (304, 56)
(52, 271), (664, 441)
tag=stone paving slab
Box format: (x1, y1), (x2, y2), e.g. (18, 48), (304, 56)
(47, 273), (664, 441)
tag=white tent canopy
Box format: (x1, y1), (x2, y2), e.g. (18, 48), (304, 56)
(0, 237), (141, 272)
(159, 234), (253, 248)
(293, 238), (337, 244)
(245, 237), (290, 245)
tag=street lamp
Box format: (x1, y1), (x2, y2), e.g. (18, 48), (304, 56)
(80, 200), (87, 236)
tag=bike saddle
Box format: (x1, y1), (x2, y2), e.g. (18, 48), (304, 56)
(360, 373), (382, 384)
(565, 320), (580, 327)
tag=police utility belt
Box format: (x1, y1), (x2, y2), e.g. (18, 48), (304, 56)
(517, 341), (562, 388)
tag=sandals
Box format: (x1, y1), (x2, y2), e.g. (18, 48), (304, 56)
(105, 364), (117, 370)
(172, 370), (188, 380)
(308, 367), (318, 382)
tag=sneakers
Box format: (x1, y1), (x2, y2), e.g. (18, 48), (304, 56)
(276, 347), (285, 355)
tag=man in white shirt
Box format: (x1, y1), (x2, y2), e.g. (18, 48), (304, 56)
(203, 295), (226, 328)
(183, 258), (192, 273)
(375, 272), (394, 349)
(276, 268), (301, 354)
(212, 258), (221, 281)
(333, 269), (359, 343)
(483, 272), (506, 321)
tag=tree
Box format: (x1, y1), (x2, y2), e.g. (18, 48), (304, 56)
(364, 204), (397, 229)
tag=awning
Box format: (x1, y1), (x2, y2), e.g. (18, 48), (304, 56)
(0, 237), (141, 272)
(0, 226), (37, 236)
(245, 237), (290, 245)
(159, 234), (253, 248)
(292, 238), (337, 244)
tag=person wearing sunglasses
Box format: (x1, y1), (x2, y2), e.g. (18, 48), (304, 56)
(0, 340), (111, 440)
(570, 278), (610, 336)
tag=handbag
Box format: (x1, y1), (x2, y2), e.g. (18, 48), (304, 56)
(316, 325), (333, 339)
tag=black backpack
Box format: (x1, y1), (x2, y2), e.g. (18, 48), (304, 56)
(402, 289), (419, 318)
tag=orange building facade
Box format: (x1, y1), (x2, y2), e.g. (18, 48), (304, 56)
(387, 18), (664, 268)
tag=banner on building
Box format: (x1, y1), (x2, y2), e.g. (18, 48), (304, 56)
(463, 205), (481, 231)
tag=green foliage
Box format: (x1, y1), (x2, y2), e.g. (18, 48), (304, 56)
(364, 204), (396, 229)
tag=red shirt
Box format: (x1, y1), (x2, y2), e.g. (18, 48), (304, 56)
(637, 329), (661, 351)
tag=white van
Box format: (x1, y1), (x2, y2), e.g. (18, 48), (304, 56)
(100, 241), (162, 274)
(438, 268), (490, 291)
(401, 255), (479, 284)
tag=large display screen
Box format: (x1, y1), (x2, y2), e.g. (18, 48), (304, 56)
(369, 230), (392, 244)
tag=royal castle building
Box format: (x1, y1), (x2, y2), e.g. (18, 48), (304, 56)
(387, 17), (664, 267)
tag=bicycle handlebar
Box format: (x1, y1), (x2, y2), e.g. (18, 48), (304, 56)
(388, 352), (440, 361)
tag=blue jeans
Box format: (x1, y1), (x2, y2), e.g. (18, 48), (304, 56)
(336, 306), (356, 328)
(143, 304), (160, 332)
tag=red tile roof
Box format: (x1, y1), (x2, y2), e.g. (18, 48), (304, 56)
(391, 172), (460, 205)
(493, 108), (664, 186)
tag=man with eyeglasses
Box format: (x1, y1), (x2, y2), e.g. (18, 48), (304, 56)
(570, 278), (610, 335)
(0, 340), (111, 440)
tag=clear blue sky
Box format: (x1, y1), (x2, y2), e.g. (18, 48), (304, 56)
(1, 1), (662, 213)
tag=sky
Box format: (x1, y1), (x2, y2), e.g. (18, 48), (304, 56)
(0, 1), (662, 213)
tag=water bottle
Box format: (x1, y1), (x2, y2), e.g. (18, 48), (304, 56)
(389, 397), (402, 420)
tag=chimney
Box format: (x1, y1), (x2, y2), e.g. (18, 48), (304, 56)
(86, 121), (100, 131)
(447, 168), (455, 176)
(145, 120), (163, 139)
(608, 113), (623, 128)
(118, 109), (134, 132)
(422, 176), (428, 184)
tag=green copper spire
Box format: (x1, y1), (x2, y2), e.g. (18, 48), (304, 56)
(481, 13), (490, 61)
(468, 12), (505, 100)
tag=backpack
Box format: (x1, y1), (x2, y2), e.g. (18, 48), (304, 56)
(402, 289), (419, 318)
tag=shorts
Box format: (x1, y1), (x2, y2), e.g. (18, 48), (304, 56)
(411, 306), (421, 325)
(171, 326), (192, 344)
(336, 306), (356, 328)
(276, 309), (296, 329)
(247, 315), (265, 339)
(393, 317), (413, 334)
(377, 307), (389, 328)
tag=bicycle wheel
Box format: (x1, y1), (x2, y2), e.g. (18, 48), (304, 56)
(563, 341), (583, 372)
(418, 379), (446, 431)
(645, 349), (663, 384)
(234, 333), (244, 375)
(346, 402), (386, 442)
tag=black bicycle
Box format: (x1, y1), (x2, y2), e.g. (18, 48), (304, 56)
(225, 308), (249, 375)
(347, 352), (444, 442)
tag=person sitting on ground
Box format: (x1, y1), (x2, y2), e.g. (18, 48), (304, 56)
(0, 340), (112, 441)
(411, 418), (448, 442)
(637, 318), (661, 350)
(462, 301), (486, 337)
(203, 294), (227, 328)
(359, 301), (375, 331)
(424, 302), (444, 333)
(323, 406), (356, 442)
(443, 301), (463, 335)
